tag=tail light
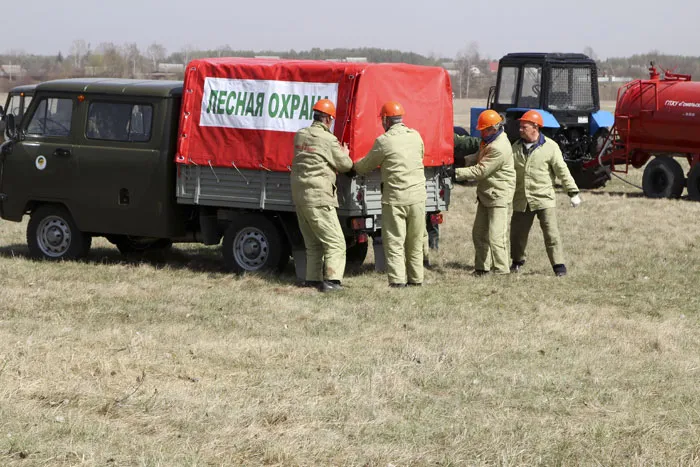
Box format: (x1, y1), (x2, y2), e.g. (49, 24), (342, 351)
(351, 217), (374, 230)
(357, 233), (368, 243)
(356, 191), (364, 203)
(430, 213), (443, 225)
(439, 189), (445, 199)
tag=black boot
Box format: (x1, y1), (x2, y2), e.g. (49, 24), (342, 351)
(553, 264), (567, 277)
(299, 280), (322, 288)
(472, 270), (489, 277)
(510, 260), (525, 273)
(320, 280), (343, 292)
(389, 283), (407, 288)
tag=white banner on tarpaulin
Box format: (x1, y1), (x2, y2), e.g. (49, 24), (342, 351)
(199, 78), (339, 132)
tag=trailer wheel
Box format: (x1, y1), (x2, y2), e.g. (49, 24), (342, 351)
(27, 205), (92, 260)
(642, 157), (685, 199)
(687, 164), (700, 201)
(222, 214), (285, 273)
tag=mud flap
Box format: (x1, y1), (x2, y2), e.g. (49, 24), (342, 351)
(372, 235), (386, 273)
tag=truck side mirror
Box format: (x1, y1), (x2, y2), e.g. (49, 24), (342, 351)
(4, 114), (17, 140)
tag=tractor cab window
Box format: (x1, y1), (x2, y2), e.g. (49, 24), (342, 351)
(548, 66), (595, 111)
(496, 66), (519, 105)
(6, 95), (21, 116)
(518, 66), (542, 108)
(26, 97), (73, 137)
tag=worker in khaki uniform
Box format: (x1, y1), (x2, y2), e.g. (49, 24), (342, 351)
(455, 109), (516, 275)
(353, 101), (426, 287)
(510, 110), (582, 277)
(291, 99), (353, 292)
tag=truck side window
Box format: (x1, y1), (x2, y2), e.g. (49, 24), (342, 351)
(26, 97), (73, 137)
(496, 66), (519, 105)
(86, 102), (153, 142)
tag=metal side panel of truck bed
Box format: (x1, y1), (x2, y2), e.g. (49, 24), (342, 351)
(176, 166), (450, 215)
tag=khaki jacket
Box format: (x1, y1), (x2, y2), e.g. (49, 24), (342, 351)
(354, 123), (426, 206)
(512, 135), (579, 212)
(455, 131), (515, 208)
(291, 121), (353, 208)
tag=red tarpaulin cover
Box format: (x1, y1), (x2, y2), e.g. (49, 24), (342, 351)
(176, 58), (453, 171)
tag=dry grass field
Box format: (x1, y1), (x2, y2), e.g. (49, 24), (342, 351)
(2, 95), (700, 465)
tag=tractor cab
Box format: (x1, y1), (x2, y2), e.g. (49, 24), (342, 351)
(470, 53), (614, 189)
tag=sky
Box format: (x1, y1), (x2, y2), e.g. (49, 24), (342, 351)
(6, 0), (699, 60)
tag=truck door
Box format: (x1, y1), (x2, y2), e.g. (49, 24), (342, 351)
(69, 98), (169, 236)
(2, 95), (78, 217)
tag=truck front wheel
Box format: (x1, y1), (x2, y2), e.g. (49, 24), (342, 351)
(27, 205), (92, 260)
(222, 214), (287, 273)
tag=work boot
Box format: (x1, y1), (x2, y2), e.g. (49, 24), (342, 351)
(320, 280), (343, 292)
(389, 283), (407, 288)
(407, 282), (422, 287)
(510, 260), (525, 273)
(553, 264), (567, 277)
(299, 280), (322, 288)
(472, 270), (489, 277)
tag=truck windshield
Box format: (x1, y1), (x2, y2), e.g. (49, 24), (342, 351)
(548, 66), (595, 111)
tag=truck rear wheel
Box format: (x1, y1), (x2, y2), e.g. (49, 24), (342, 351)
(687, 163), (700, 201)
(346, 241), (368, 270)
(642, 157), (685, 199)
(222, 214), (287, 273)
(27, 205), (92, 260)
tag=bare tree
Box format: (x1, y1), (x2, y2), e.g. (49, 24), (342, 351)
(456, 41), (480, 99)
(70, 40), (88, 68)
(146, 43), (167, 71)
(123, 43), (142, 77)
(583, 46), (598, 61)
(216, 44), (232, 58)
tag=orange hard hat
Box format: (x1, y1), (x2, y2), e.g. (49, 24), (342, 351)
(519, 110), (544, 127)
(380, 101), (405, 117)
(476, 109), (502, 131)
(313, 99), (336, 119)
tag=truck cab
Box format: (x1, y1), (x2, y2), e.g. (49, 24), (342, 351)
(0, 79), (187, 259)
(471, 53), (614, 188)
(1, 85), (35, 142)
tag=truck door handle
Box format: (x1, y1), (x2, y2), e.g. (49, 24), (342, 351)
(53, 148), (71, 157)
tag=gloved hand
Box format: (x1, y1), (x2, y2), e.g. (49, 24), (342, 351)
(570, 194), (582, 208)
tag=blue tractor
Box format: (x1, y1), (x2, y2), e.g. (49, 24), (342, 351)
(470, 53), (614, 189)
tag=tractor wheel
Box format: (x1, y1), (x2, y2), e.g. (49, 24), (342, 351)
(27, 205), (92, 260)
(453, 126), (470, 136)
(642, 157), (685, 199)
(570, 165), (611, 190)
(687, 164), (700, 201)
(222, 214), (287, 274)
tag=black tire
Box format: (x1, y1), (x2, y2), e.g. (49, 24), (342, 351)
(222, 214), (286, 273)
(570, 165), (611, 190)
(27, 205), (92, 260)
(112, 236), (173, 255)
(453, 126), (470, 136)
(346, 241), (368, 269)
(642, 157), (685, 199)
(687, 163), (700, 201)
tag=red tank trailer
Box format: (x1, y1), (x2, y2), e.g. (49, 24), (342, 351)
(588, 63), (700, 200)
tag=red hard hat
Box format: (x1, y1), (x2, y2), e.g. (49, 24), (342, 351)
(313, 99), (336, 119)
(381, 101), (405, 117)
(476, 109), (502, 131)
(519, 110), (544, 127)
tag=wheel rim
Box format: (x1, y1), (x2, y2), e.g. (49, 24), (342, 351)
(232, 227), (269, 271)
(651, 170), (668, 193)
(36, 215), (72, 257)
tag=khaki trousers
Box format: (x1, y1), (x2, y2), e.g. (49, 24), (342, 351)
(382, 202), (426, 284)
(510, 206), (564, 266)
(296, 205), (346, 281)
(472, 202), (510, 274)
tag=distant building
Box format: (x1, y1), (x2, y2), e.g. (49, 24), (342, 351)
(0, 64), (26, 79)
